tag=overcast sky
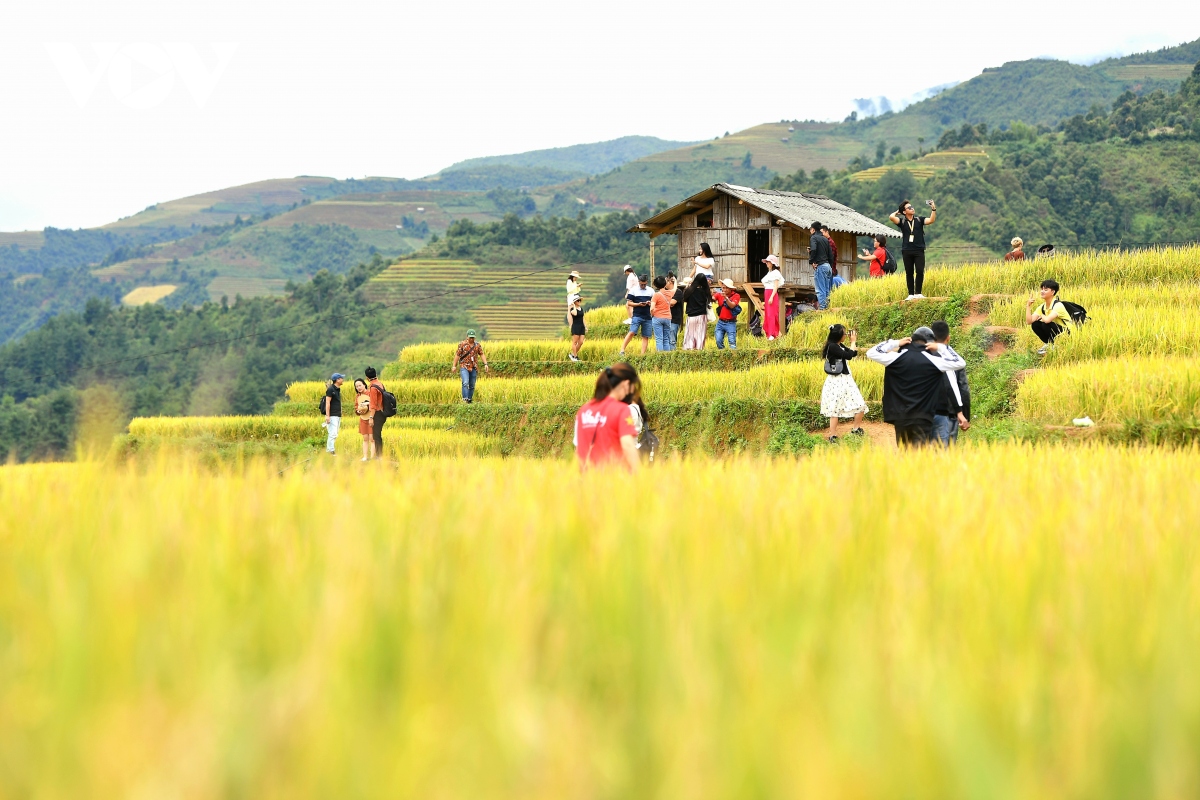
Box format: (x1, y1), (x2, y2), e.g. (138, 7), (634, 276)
(2, 0), (1197, 231)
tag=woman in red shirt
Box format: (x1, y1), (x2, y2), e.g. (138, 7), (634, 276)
(858, 234), (889, 278)
(574, 363), (641, 471)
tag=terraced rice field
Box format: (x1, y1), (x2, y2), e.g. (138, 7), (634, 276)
(121, 284), (177, 306)
(206, 276), (289, 301)
(364, 259), (616, 339)
(850, 149), (991, 182)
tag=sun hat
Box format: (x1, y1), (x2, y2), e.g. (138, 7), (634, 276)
(569, 270), (581, 278)
(1011, 237), (1023, 247)
(568, 293), (581, 304)
(623, 264), (633, 272)
(911, 326), (935, 343)
(762, 254), (780, 267)
(720, 278), (736, 289)
(466, 329), (476, 338)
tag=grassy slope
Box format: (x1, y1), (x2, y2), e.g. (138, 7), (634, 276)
(443, 135), (698, 175)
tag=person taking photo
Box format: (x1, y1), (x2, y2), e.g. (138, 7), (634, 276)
(888, 199), (936, 300)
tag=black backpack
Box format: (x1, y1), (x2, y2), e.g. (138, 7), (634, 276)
(372, 381), (398, 418)
(748, 309), (763, 337)
(1058, 300), (1088, 327)
(881, 248), (898, 274)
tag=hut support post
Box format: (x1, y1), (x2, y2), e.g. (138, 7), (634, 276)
(649, 239), (655, 281)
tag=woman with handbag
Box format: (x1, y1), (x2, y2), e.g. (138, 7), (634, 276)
(820, 324), (867, 442)
(353, 378), (375, 461)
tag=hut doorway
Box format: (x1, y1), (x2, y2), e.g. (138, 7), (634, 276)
(747, 229), (770, 281)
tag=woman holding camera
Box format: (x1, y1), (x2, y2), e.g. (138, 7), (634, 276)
(888, 199), (936, 300)
(820, 324), (867, 442)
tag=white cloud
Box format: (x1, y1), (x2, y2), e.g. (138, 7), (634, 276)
(1, 0), (1197, 230)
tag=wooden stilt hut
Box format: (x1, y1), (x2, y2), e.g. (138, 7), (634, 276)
(628, 183), (893, 333)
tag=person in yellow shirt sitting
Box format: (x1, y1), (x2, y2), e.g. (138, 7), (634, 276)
(1025, 278), (1071, 355)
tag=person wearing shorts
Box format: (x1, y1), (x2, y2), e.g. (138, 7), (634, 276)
(621, 274), (654, 356)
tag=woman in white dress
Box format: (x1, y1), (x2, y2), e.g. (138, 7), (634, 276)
(689, 242), (716, 282)
(820, 324), (867, 442)
(760, 254), (786, 340)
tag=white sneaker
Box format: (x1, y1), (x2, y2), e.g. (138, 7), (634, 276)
(1037, 346), (1048, 355)
(915, 294), (926, 299)
(904, 295), (915, 301)
(1072, 416), (1094, 427)
(360, 456), (368, 462)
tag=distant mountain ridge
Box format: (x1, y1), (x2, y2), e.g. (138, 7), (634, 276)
(441, 136), (697, 176)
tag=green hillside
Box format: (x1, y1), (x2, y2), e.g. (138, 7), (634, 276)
(564, 38), (1200, 209)
(444, 135), (697, 175)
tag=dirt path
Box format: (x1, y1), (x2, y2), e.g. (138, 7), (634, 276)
(859, 421), (896, 450)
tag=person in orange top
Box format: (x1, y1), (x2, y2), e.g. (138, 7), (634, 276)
(650, 276), (675, 352)
(573, 363), (641, 471)
(353, 378), (375, 462)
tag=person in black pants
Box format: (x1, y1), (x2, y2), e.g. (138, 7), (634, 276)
(365, 365), (386, 459)
(866, 326), (966, 447)
(888, 199), (937, 301)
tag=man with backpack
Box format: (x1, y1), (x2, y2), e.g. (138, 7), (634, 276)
(713, 278), (742, 350)
(866, 326), (966, 447)
(1026, 278), (1075, 355)
(452, 329), (490, 403)
(365, 366), (395, 460)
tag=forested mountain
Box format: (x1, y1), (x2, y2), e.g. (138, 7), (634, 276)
(768, 62), (1200, 254)
(443, 136), (696, 176)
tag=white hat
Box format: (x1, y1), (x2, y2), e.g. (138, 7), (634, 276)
(569, 270), (581, 278)
(568, 293), (581, 303)
(762, 254), (780, 267)
(623, 264), (633, 272)
(720, 278), (736, 289)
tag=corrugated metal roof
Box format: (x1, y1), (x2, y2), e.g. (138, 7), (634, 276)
(629, 183), (894, 238)
(717, 184), (894, 237)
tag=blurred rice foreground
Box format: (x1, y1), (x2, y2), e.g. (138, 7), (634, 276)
(2, 444), (1199, 797)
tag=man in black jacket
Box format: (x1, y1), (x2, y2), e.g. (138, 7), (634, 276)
(930, 320), (970, 446)
(808, 222), (835, 310)
(866, 326), (966, 447)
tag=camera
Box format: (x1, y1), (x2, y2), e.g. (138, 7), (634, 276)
(925, 199), (936, 208)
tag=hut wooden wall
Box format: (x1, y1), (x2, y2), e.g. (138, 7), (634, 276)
(674, 191), (865, 287)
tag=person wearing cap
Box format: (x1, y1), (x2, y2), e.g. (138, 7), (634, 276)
(760, 254), (785, 340)
(322, 373), (345, 455)
(1004, 237), (1026, 261)
(809, 222), (835, 310)
(712, 278), (742, 350)
(866, 326), (966, 447)
(622, 265), (638, 324)
(621, 274), (654, 356)
(568, 293), (586, 361)
(452, 329), (489, 403)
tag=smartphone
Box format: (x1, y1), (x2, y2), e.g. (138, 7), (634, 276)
(925, 199), (935, 208)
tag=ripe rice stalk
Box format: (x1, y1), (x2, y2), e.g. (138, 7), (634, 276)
(398, 338), (665, 365)
(1017, 357), (1200, 423)
(830, 245), (1200, 307)
(4, 445), (1200, 796)
(291, 361), (887, 407)
(129, 415), (453, 441)
(987, 297), (1200, 363)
